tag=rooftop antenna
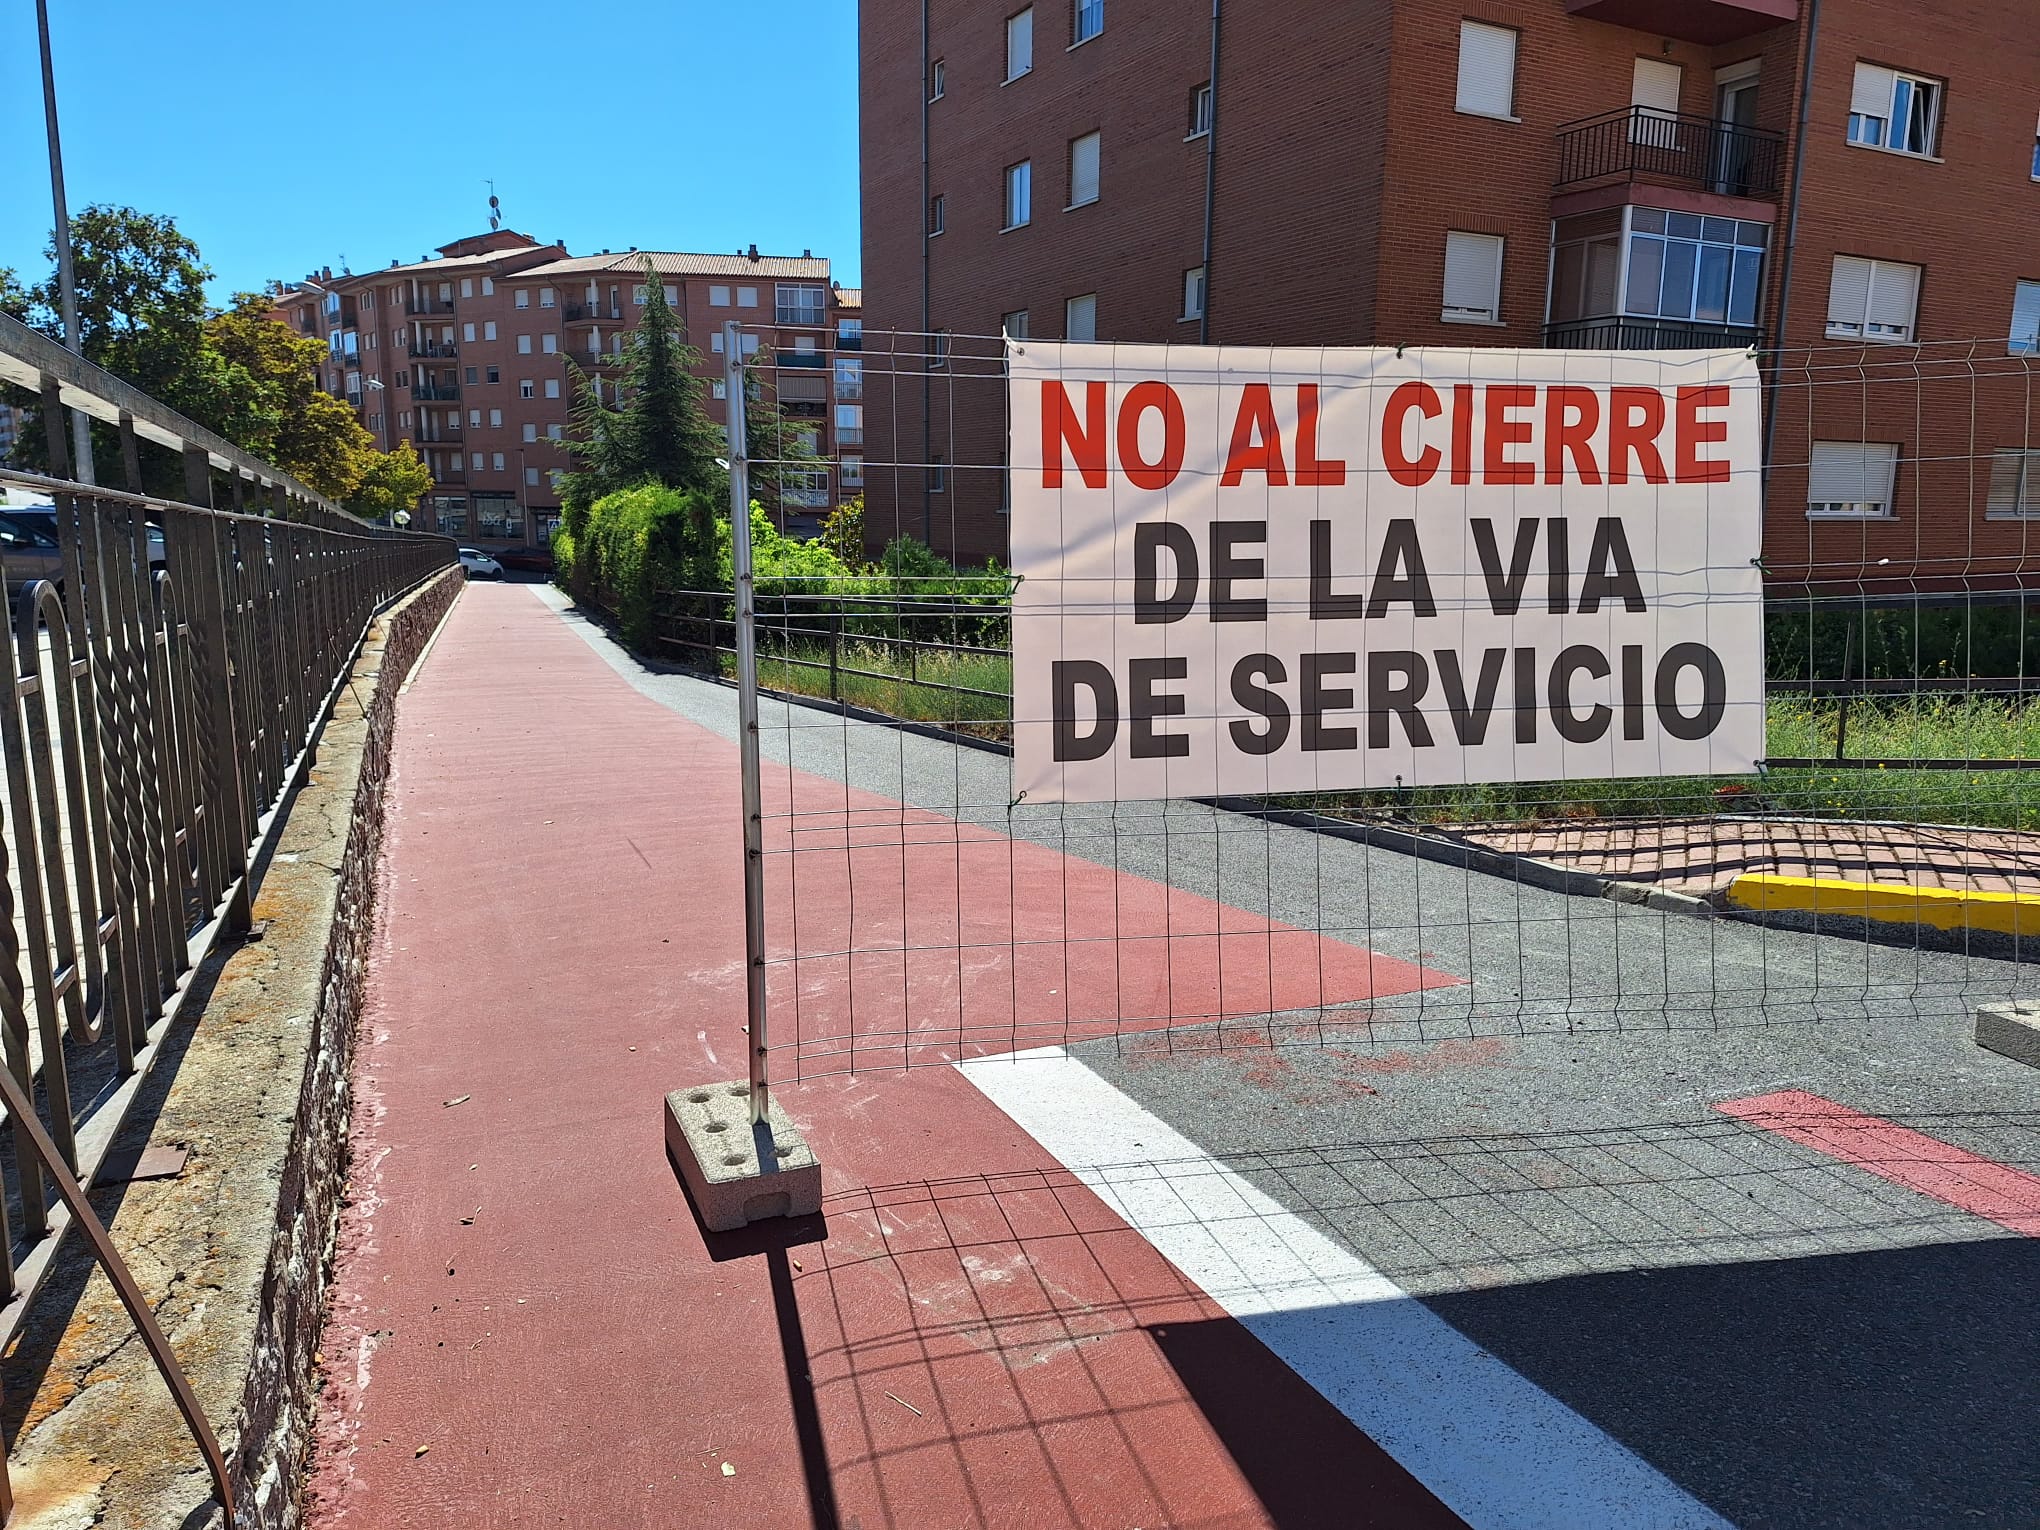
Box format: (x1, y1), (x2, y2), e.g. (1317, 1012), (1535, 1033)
(487, 179), (502, 232)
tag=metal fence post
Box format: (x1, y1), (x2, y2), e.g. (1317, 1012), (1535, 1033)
(726, 321), (771, 1128)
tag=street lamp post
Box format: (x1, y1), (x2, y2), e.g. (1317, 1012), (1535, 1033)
(36, 0), (95, 484)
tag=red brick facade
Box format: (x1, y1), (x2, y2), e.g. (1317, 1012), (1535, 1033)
(271, 236), (860, 549)
(860, 0), (2040, 587)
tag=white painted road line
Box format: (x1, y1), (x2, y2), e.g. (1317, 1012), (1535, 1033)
(960, 1046), (1736, 1530)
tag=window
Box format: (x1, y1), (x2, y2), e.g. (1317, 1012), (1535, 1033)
(492, 452), (506, 472)
(1182, 265), (1206, 321)
(469, 408), (482, 428)
(929, 58), (946, 100)
(487, 365), (500, 383)
(523, 423), (538, 442)
(1987, 450), (2040, 518)
(484, 321), (498, 341)
(931, 330), (951, 369)
(835, 356), (863, 398)
(929, 194), (946, 235)
(1615, 208), (1768, 329)
(1456, 21), (1517, 119)
(471, 452), (484, 472)
(712, 333), (724, 353)
(520, 378), (535, 398)
(526, 467), (542, 487)
(836, 404), (864, 445)
(518, 335), (533, 354)
(1002, 309), (1029, 339)
(712, 379), (729, 400)
(1004, 160), (1033, 229)
(1442, 231), (1504, 322)
(481, 278), (494, 297)
(547, 423), (563, 440)
(783, 469), (831, 509)
(1189, 82), (1212, 138)
(1826, 255), (1921, 341)
(465, 366), (479, 384)
(839, 317), (863, 346)
(1073, 0), (1102, 45)
(664, 285), (678, 306)
(794, 334), (820, 356)
(464, 322), (477, 342)
(1630, 58), (1682, 144)
(545, 378), (561, 399)
(541, 287), (556, 308)
(2009, 280), (2040, 354)
(1808, 441), (1900, 518)
(461, 279), (474, 299)
(710, 284), (731, 306)
(842, 454), (864, 488)
(439, 283), (453, 302)
(930, 455), (947, 493)
(738, 286), (759, 307)
(1068, 131), (1101, 207)
(776, 284), (827, 325)
(516, 290), (531, 309)
(2033, 114), (2040, 180)
(1007, 8), (1033, 79)
(1848, 63), (1940, 156)
(541, 334), (557, 353)
(1065, 292), (1096, 341)
(489, 408), (503, 427)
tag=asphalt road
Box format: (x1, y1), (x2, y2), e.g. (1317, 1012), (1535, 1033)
(538, 584), (2040, 1530)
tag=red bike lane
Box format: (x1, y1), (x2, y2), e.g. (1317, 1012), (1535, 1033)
(305, 582), (1464, 1529)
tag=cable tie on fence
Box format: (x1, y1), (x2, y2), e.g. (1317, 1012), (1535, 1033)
(1008, 788), (1028, 813)
(1395, 342), (1407, 359)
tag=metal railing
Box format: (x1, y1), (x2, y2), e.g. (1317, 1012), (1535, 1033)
(1544, 318), (1762, 350)
(563, 303), (623, 323)
(404, 299), (456, 316)
(413, 384), (462, 402)
(0, 311), (455, 1519)
(1554, 107), (1784, 197)
(408, 342), (458, 359)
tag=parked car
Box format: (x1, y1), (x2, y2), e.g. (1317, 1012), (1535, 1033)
(0, 511), (63, 597)
(492, 545), (555, 575)
(458, 547), (504, 579)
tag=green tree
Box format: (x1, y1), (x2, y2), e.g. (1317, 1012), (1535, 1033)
(206, 292), (375, 499)
(347, 440), (434, 524)
(560, 257), (726, 585)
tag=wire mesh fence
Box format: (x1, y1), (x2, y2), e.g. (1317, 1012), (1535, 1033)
(652, 329), (2040, 1083)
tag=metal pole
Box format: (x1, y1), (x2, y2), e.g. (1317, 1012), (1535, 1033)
(726, 321), (770, 1126)
(36, 0), (95, 485)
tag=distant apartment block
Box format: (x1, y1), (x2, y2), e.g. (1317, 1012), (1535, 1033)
(268, 233), (860, 547)
(860, 0), (2040, 587)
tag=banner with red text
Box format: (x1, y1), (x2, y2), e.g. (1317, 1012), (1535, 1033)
(1008, 343), (1764, 804)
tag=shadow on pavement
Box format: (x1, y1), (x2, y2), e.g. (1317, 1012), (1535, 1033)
(1408, 1234), (2040, 1530)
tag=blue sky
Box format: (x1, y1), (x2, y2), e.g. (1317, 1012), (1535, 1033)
(0, 0), (862, 303)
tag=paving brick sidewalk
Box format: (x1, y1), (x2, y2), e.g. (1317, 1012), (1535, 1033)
(1458, 817), (2040, 899)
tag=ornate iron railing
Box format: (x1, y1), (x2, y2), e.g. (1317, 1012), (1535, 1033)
(1554, 107), (1784, 197)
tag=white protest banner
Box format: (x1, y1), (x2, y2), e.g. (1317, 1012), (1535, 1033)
(1008, 343), (1764, 804)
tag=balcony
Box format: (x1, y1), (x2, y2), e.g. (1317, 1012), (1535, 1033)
(405, 299), (456, 317)
(1556, 108), (1783, 198)
(408, 342), (459, 359)
(1562, 0), (1793, 44)
(564, 303), (623, 323)
(1545, 318), (1761, 350)
(414, 384), (462, 402)
(774, 352), (826, 369)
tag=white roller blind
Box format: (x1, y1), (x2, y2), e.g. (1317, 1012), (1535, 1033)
(1456, 22), (1516, 117)
(1007, 7), (1033, 78)
(2009, 281), (2040, 353)
(1807, 441), (1899, 512)
(1826, 255), (1873, 334)
(1987, 450), (2039, 516)
(1630, 58), (1683, 145)
(1069, 131), (1100, 205)
(1850, 62), (1895, 119)
(1442, 231), (1504, 321)
(1065, 293), (1096, 342)
(1864, 260), (1920, 338)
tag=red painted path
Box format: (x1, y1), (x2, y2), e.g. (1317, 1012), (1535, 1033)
(306, 583), (1462, 1529)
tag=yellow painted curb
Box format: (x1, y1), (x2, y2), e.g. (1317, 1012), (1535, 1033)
(1725, 873), (2040, 937)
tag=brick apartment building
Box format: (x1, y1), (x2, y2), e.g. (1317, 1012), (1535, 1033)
(270, 234), (861, 547)
(859, 0), (2040, 591)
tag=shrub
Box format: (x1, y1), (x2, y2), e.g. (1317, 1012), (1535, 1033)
(578, 484), (717, 649)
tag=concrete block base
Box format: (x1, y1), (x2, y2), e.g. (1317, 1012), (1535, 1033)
(1976, 1002), (2040, 1070)
(665, 1081), (822, 1232)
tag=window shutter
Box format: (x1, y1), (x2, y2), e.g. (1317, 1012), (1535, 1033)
(1987, 451), (2035, 516)
(1865, 261), (1919, 337)
(1850, 62), (1895, 119)
(1070, 132), (1100, 204)
(1807, 441), (1898, 510)
(1066, 293), (1097, 342)
(1442, 232), (1504, 320)
(1008, 9), (1033, 77)
(2010, 282), (2040, 352)
(1456, 22), (1516, 117)
(1827, 255), (1872, 333)
(1630, 58), (1683, 145)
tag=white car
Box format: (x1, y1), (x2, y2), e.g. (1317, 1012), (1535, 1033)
(458, 547), (503, 579)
